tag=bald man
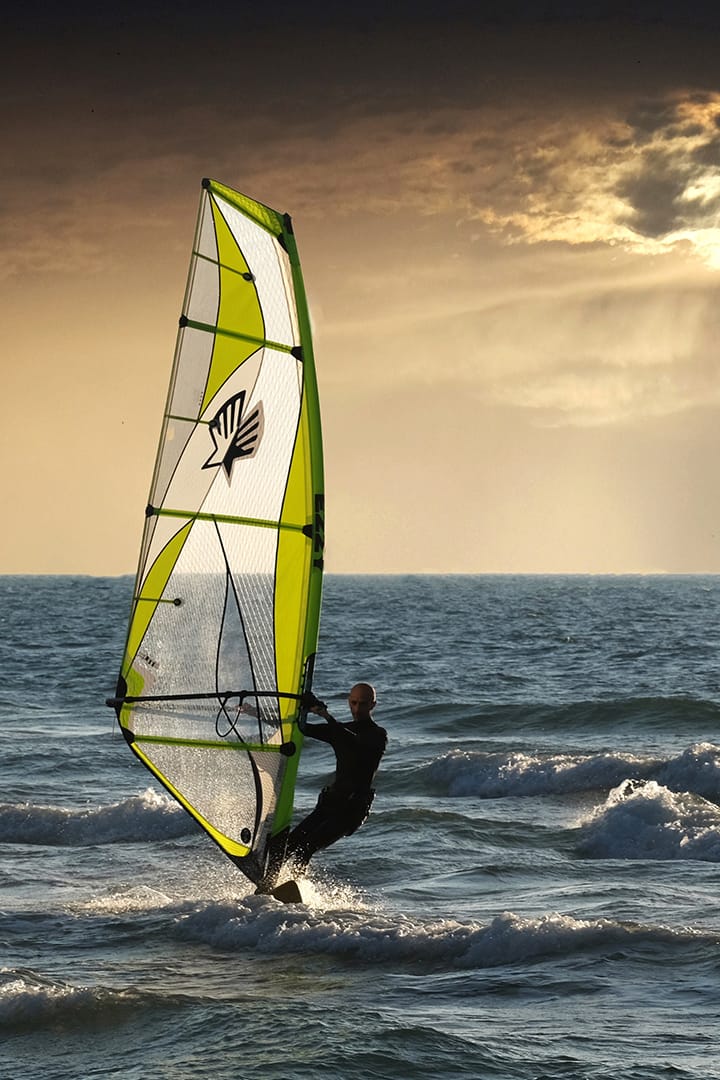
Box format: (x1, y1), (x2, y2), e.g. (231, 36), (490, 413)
(284, 682), (388, 874)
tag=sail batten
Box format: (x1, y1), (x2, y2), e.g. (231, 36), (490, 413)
(180, 316), (296, 355)
(148, 507), (309, 531)
(110, 179), (324, 882)
(134, 736), (292, 754)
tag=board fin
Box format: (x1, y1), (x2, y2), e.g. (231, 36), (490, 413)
(271, 879), (305, 904)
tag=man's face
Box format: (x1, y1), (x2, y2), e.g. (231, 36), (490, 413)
(348, 684), (376, 720)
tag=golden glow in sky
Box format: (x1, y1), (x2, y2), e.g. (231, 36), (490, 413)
(473, 93), (720, 266)
(1, 9), (720, 574)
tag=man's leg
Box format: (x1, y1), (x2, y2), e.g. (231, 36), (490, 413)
(285, 793), (349, 872)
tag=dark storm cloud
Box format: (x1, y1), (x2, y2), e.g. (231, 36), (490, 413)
(624, 102), (686, 144)
(617, 153), (692, 238)
(2, 5), (720, 278)
(691, 136), (720, 166)
(614, 96), (720, 240)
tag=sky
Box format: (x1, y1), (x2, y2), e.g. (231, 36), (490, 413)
(2, 1), (720, 574)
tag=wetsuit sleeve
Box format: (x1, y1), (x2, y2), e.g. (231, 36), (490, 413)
(298, 718), (336, 743)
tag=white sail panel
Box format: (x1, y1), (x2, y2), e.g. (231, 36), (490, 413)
(214, 200), (298, 347)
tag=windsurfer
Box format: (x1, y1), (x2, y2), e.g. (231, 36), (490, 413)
(256, 682), (387, 891)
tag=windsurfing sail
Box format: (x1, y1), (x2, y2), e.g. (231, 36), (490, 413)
(108, 179), (324, 885)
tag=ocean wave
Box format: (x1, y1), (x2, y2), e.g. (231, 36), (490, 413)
(655, 742), (720, 800)
(173, 899), (715, 970)
(0, 789), (194, 846)
(577, 779), (720, 861)
(0, 968), (182, 1031)
(429, 697), (720, 736)
(419, 742), (720, 800)
(420, 748), (657, 797)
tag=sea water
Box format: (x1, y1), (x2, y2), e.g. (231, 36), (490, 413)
(2, 574), (720, 1080)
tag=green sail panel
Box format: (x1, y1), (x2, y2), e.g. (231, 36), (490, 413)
(112, 179), (324, 883)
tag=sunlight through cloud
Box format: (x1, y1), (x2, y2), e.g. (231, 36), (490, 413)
(475, 92), (720, 269)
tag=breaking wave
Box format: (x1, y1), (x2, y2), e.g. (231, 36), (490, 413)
(0, 967), (187, 1032)
(577, 779), (720, 861)
(420, 743), (720, 801)
(0, 789), (193, 846)
(173, 894), (716, 970)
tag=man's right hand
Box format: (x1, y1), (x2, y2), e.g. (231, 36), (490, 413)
(301, 691), (327, 712)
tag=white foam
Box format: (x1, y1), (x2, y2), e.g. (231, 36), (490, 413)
(0, 968), (152, 1030)
(81, 884), (177, 914)
(0, 788), (193, 846)
(424, 742), (720, 801)
(172, 899), (709, 968)
(425, 748), (656, 797)
(656, 742), (720, 801)
(577, 778), (720, 861)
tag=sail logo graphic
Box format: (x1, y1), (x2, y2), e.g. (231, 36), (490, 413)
(203, 390), (264, 481)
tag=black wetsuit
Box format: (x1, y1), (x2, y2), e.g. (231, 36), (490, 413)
(285, 714), (388, 871)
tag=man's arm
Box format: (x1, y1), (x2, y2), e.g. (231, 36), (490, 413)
(298, 692), (338, 738)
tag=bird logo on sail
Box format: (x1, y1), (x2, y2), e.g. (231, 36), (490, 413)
(202, 390), (264, 480)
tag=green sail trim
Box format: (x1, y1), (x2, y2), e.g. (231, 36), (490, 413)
(204, 180), (286, 237)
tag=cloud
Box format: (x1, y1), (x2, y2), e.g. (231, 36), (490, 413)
(617, 94), (720, 237)
(470, 92), (720, 267)
(491, 358), (715, 427)
(4, 6), (720, 282)
(3, 16), (719, 436)
(215, 90), (720, 274)
(479, 275), (720, 424)
(316, 240), (720, 428)
(616, 151), (696, 238)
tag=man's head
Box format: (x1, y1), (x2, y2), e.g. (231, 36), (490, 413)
(348, 682), (377, 721)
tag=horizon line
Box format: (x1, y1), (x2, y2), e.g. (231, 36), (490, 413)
(2, 570), (720, 579)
